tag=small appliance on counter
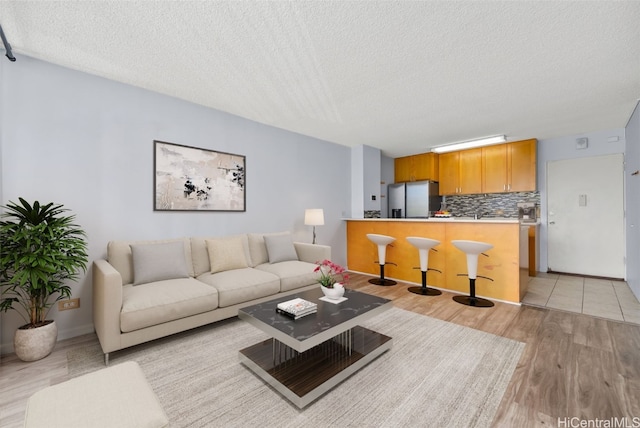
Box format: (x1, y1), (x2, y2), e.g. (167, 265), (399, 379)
(388, 181), (442, 218)
(517, 202), (537, 223)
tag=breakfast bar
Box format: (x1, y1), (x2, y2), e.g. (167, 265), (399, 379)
(346, 218), (528, 304)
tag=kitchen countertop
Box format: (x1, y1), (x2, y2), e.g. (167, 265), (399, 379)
(343, 217), (520, 224)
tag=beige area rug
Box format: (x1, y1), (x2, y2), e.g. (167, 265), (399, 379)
(68, 308), (524, 428)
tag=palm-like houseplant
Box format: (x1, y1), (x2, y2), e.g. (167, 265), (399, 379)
(0, 198), (88, 361)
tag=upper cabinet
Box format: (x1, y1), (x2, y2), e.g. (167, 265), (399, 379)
(482, 139), (537, 193)
(437, 139), (537, 195)
(438, 148), (482, 195)
(394, 152), (439, 182)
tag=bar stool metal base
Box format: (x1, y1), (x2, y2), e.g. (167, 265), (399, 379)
(369, 264), (397, 286)
(452, 295), (494, 307)
(369, 278), (397, 286)
(408, 270), (441, 296)
(408, 286), (441, 296)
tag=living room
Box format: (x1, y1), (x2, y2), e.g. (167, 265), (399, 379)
(1, 2), (639, 427)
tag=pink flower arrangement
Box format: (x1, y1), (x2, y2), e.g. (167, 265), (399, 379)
(314, 259), (349, 288)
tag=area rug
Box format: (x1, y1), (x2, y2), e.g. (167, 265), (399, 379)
(68, 308), (524, 427)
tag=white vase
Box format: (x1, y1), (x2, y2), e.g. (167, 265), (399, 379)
(321, 283), (345, 300)
(14, 320), (58, 362)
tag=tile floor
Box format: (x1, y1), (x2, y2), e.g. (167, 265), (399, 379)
(522, 272), (640, 325)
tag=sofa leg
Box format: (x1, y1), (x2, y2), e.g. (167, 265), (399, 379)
(104, 353), (110, 366)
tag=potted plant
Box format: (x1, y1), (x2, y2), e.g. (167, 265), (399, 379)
(314, 259), (349, 300)
(0, 198), (88, 361)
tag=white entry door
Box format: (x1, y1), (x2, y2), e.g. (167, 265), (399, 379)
(547, 154), (625, 278)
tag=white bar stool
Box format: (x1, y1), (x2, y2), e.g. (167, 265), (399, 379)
(451, 240), (495, 307)
(406, 237), (442, 296)
(366, 233), (397, 286)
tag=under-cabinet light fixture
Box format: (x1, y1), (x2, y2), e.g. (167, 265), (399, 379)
(431, 135), (506, 153)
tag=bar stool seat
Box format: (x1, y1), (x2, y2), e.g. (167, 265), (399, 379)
(366, 233), (397, 286)
(452, 240), (494, 307)
(406, 237), (442, 296)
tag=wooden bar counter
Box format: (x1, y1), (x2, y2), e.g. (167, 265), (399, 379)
(346, 218), (527, 304)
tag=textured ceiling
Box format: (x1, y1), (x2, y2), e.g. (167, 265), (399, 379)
(0, 1), (639, 157)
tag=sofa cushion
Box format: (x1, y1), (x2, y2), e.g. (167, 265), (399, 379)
(191, 235), (252, 276)
(130, 241), (190, 285)
(108, 238), (193, 285)
(120, 278), (218, 333)
(264, 233), (298, 263)
(206, 236), (249, 273)
(248, 232), (291, 267)
(197, 268), (280, 307)
(255, 260), (321, 292)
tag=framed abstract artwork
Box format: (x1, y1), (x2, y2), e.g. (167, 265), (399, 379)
(154, 140), (246, 211)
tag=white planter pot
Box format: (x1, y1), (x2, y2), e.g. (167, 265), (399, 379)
(14, 320), (58, 362)
(321, 283), (345, 300)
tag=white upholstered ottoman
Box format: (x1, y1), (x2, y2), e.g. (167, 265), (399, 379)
(24, 361), (168, 428)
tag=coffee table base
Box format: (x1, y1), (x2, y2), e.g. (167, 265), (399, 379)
(239, 326), (392, 408)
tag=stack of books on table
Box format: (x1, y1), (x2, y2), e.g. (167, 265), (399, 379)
(276, 298), (317, 320)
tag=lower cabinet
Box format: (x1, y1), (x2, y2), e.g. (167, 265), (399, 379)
(346, 220), (523, 303)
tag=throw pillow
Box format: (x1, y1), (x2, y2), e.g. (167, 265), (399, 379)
(130, 241), (190, 285)
(264, 233), (299, 263)
(206, 236), (249, 273)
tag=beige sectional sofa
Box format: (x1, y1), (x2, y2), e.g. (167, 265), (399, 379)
(93, 232), (330, 364)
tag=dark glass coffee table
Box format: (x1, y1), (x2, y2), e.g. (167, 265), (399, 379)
(238, 288), (393, 408)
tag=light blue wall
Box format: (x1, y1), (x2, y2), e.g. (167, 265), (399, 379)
(625, 102), (640, 298)
(537, 128), (626, 274)
(0, 56), (351, 351)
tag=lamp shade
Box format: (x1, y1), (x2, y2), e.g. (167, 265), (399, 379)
(304, 209), (324, 226)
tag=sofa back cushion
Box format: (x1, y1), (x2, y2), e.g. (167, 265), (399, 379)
(206, 236), (250, 273)
(107, 238), (193, 285)
(130, 242), (190, 285)
(191, 234), (252, 276)
(264, 233), (299, 263)
(248, 232), (292, 266)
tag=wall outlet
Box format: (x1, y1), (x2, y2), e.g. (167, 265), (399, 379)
(58, 298), (80, 311)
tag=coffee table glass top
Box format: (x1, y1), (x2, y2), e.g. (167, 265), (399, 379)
(238, 288), (392, 344)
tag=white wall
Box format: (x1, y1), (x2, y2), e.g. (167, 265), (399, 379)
(0, 56), (351, 353)
(380, 154), (395, 218)
(350, 145), (364, 218)
(363, 145), (381, 212)
(625, 102), (640, 299)
(537, 128), (626, 274)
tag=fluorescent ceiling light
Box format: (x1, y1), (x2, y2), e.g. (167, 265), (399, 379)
(431, 135), (506, 153)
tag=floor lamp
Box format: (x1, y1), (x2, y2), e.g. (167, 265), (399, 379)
(305, 209), (324, 244)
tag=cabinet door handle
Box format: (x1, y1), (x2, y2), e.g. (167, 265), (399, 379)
(503, 184), (506, 191)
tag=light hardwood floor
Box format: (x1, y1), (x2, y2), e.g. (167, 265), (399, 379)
(1, 272), (639, 427)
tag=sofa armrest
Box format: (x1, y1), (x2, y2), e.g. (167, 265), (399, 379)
(294, 242), (331, 264)
(93, 259), (124, 354)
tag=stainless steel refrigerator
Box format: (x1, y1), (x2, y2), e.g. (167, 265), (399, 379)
(387, 181), (441, 218)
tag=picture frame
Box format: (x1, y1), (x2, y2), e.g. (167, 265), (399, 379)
(154, 140), (246, 211)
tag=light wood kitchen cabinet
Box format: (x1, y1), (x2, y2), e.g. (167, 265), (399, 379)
(346, 219), (524, 303)
(394, 153), (439, 183)
(438, 148), (482, 195)
(482, 139), (537, 193)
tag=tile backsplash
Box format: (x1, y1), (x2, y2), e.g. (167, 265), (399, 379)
(443, 191), (540, 218)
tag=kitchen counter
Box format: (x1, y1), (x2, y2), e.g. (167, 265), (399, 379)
(343, 217), (519, 224)
(345, 218), (527, 303)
